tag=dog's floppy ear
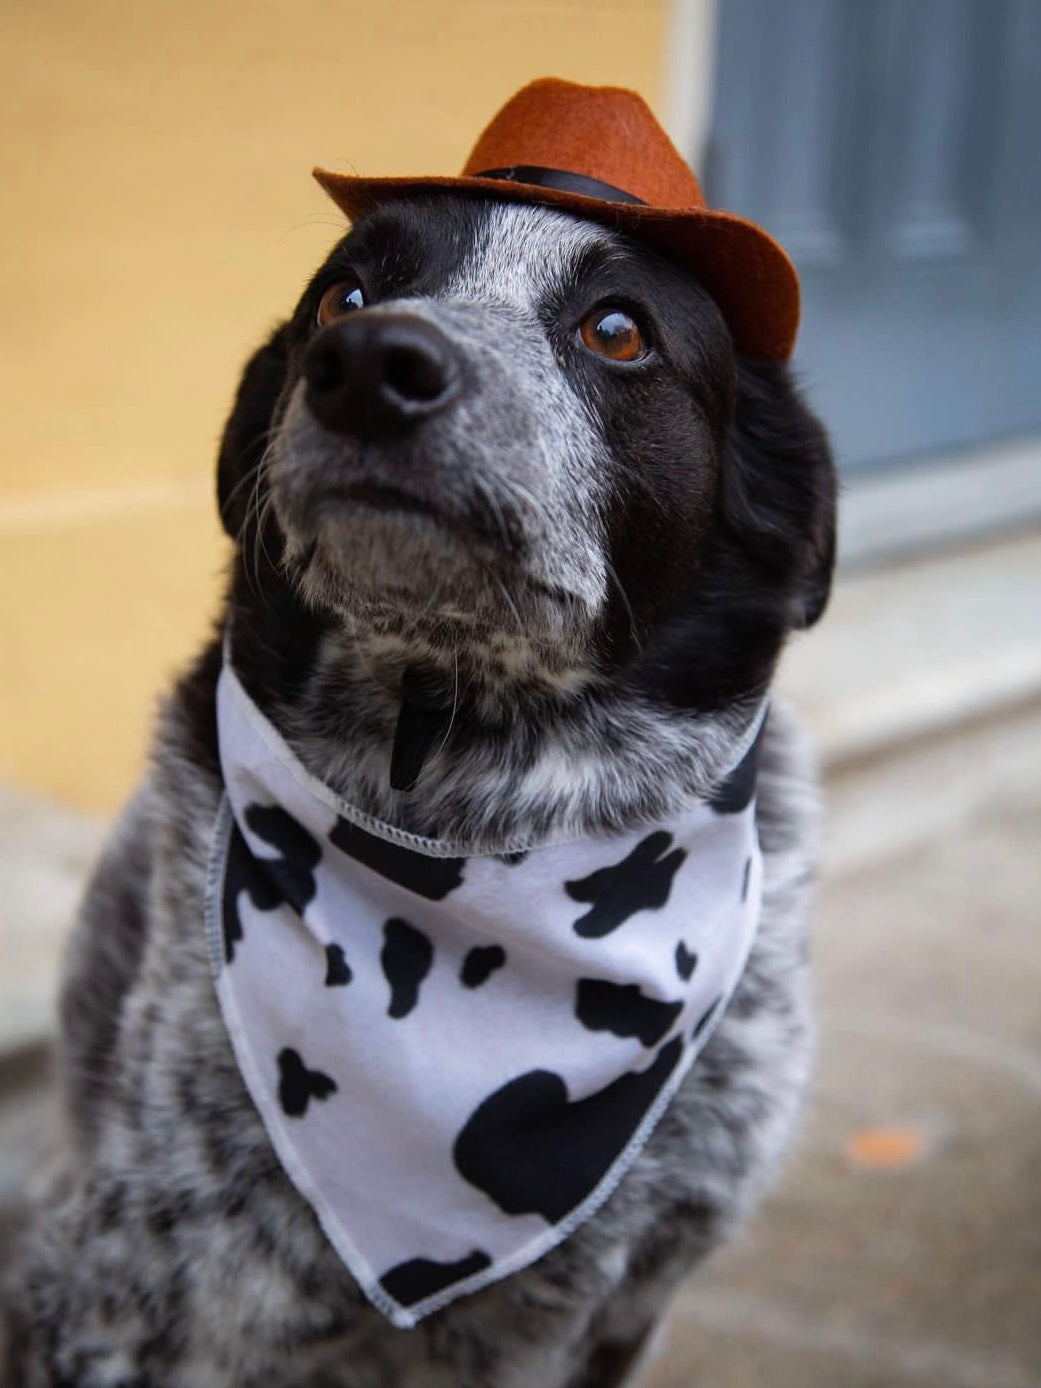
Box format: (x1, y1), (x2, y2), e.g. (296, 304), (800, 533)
(720, 359), (837, 630)
(217, 324), (290, 540)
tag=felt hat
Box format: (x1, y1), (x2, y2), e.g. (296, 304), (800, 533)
(313, 78), (799, 361)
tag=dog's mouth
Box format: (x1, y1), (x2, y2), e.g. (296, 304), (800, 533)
(273, 447), (522, 621)
(307, 472), (514, 560)
(327, 479), (445, 525)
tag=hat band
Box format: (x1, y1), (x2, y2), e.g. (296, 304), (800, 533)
(473, 165), (646, 207)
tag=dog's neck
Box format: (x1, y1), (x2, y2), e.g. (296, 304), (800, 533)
(225, 605), (766, 848)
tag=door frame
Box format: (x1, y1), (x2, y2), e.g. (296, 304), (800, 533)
(662, 0), (1041, 570)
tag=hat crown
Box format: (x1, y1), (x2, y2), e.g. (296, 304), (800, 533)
(461, 78), (706, 211)
(312, 77), (800, 358)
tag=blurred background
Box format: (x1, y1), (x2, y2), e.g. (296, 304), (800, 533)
(2, 2), (1039, 1383)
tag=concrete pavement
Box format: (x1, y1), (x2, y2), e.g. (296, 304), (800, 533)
(646, 801), (1041, 1388)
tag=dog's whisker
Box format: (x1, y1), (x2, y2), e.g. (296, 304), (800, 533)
(244, 482), (267, 604)
(254, 492), (281, 589)
(428, 645), (461, 767)
(221, 424), (285, 533)
(220, 464), (261, 523)
(234, 437), (284, 609)
(489, 472), (541, 514)
(278, 216), (357, 244)
(489, 571), (524, 635)
(611, 459), (672, 516)
(605, 559), (642, 652)
(471, 473), (518, 550)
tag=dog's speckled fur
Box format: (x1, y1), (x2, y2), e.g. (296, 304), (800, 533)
(3, 196), (835, 1387)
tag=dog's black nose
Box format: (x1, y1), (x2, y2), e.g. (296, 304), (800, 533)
(304, 314), (460, 439)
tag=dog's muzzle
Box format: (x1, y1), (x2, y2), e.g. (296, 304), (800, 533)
(304, 313), (462, 441)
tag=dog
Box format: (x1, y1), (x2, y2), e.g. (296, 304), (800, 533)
(3, 107), (835, 1388)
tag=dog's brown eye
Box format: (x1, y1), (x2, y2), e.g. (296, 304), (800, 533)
(317, 280), (365, 326)
(579, 308), (645, 362)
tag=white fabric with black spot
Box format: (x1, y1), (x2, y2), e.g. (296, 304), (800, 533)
(206, 660), (765, 1328)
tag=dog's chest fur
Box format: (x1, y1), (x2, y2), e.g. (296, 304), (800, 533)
(2, 195), (833, 1387)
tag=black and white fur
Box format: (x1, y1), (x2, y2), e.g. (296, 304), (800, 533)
(2, 194), (835, 1387)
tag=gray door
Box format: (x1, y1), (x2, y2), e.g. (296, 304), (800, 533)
(707, 0), (1041, 470)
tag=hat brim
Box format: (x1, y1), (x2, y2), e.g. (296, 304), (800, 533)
(313, 168), (800, 362)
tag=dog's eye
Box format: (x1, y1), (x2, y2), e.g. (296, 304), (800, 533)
(317, 280), (365, 326)
(579, 308), (646, 363)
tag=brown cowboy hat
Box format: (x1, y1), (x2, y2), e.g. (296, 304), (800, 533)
(313, 78), (799, 362)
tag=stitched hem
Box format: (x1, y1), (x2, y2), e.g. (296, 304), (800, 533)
(203, 796), (234, 979)
(218, 655), (768, 862)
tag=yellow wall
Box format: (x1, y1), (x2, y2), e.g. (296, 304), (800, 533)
(0, 0), (669, 813)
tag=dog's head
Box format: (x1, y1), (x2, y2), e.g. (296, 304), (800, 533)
(217, 193), (834, 731)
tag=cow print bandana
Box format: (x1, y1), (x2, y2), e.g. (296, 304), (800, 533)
(205, 659), (765, 1328)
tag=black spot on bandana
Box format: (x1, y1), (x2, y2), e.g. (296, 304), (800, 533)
(453, 1036), (684, 1223)
(244, 803), (321, 912)
(222, 822), (276, 963)
(575, 979), (682, 1047)
(741, 855), (752, 901)
(381, 918), (434, 1019)
(221, 805), (320, 964)
(224, 810), (313, 960)
(707, 722), (763, 815)
(324, 943), (352, 987)
(691, 996), (723, 1043)
(277, 1047), (337, 1118)
(379, 1249), (492, 1308)
(329, 818), (465, 899)
(460, 945), (507, 989)
(675, 941), (698, 980)
(566, 832), (686, 939)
